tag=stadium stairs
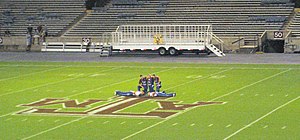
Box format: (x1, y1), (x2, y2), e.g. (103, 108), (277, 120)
(287, 8), (300, 37)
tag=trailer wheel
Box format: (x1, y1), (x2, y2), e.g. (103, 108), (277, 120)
(169, 48), (178, 56)
(158, 48), (167, 56)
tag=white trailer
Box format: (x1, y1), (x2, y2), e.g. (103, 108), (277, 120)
(109, 25), (225, 56)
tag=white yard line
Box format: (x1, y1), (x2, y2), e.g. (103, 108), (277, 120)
(0, 67), (119, 97)
(223, 96), (300, 140)
(0, 112), (14, 118)
(0, 66), (68, 82)
(121, 69), (291, 140)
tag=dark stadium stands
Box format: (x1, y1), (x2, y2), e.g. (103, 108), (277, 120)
(0, 0), (298, 38)
(288, 10), (300, 37)
(63, 0), (294, 37)
(0, 0), (86, 36)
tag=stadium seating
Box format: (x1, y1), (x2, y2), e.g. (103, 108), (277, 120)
(0, 0), (86, 36)
(63, 0), (294, 37)
(288, 10), (300, 37)
(0, 0), (296, 38)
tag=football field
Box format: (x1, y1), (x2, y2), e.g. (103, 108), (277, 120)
(0, 61), (299, 140)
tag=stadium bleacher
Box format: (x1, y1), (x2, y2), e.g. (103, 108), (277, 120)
(288, 10), (300, 37)
(1, 0), (299, 42)
(0, 0), (86, 36)
(63, 0), (294, 37)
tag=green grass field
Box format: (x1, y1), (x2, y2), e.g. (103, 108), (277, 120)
(0, 61), (299, 140)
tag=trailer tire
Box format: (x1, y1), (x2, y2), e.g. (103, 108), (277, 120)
(158, 48), (167, 56)
(169, 48), (178, 56)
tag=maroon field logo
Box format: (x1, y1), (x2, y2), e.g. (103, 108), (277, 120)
(17, 97), (224, 118)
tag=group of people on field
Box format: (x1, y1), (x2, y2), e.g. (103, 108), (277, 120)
(115, 74), (176, 97)
(138, 74), (161, 93)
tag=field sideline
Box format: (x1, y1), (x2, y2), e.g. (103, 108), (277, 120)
(0, 61), (299, 140)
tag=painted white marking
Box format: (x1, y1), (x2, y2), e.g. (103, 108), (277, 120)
(38, 119), (44, 122)
(121, 121), (126, 125)
(68, 74), (75, 77)
(186, 75), (203, 79)
(285, 94), (289, 97)
(0, 113), (13, 118)
(138, 122), (143, 125)
(5, 118), (12, 121)
(263, 125), (268, 129)
(208, 124), (214, 127)
(90, 74), (105, 77)
(210, 75), (226, 79)
(88, 98), (137, 115)
(190, 123), (195, 126)
(87, 121), (93, 124)
(75, 73), (83, 77)
(226, 124), (232, 128)
(0, 66), (68, 82)
(224, 96), (300, 140)
(172, 123), (178, 126)
(121, 69), (291, 140)
(24, 109), (38, 114)
(281, 126), (287, 129)
(72, 90), (78, 93)
(103, 121), (109, 124)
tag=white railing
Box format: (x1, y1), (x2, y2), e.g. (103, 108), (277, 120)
(211, 33), (224, 52)
(42, 42), (103, 52)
